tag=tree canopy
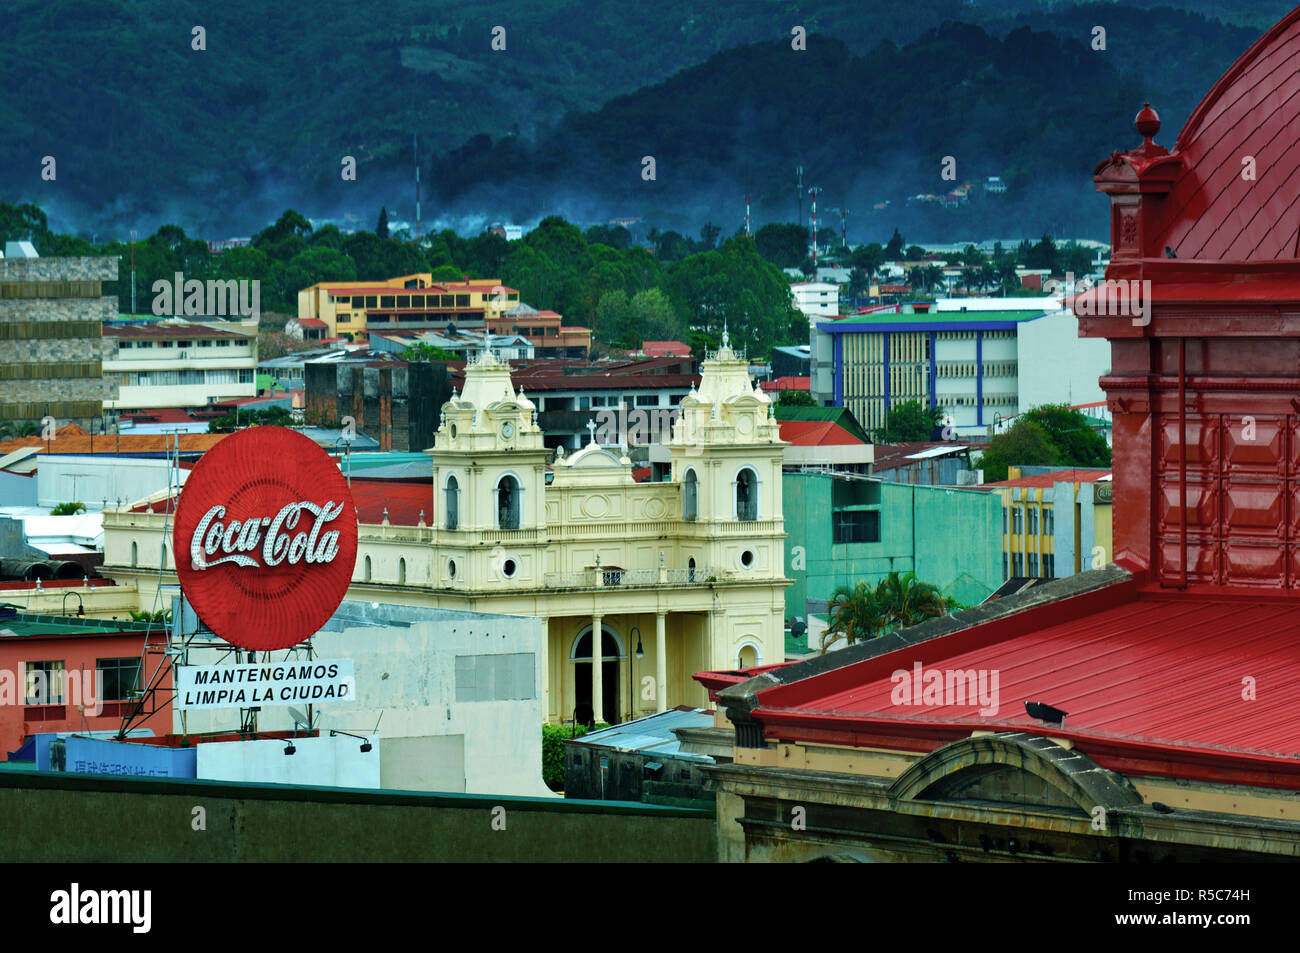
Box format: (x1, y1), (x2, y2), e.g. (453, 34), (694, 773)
(876, 399), (943, 443)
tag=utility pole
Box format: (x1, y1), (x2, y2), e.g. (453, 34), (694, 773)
(745, 194), (751, 237)
(130, 230), (137, 315)
(838, 207), (849, 248)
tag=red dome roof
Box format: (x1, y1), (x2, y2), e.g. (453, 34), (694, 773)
(1153, 7), (1300, 260)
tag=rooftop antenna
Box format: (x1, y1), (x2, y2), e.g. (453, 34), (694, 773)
(130, 230), (137, 315)
(413, 134), (421, 240)
(795, 166), (804, 229)
(838, 207), (849, 248)
(808, 187), (823, 267)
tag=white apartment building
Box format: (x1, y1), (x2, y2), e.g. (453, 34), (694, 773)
(103, 321), (257, 411)
(790, 281), (841, 318)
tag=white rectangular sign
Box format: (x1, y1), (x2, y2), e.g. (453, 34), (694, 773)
(175, 659), (355, 711)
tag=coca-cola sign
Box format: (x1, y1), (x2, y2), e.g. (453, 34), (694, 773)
(175, 427), (358, 650)
(191, 501), (346, 569)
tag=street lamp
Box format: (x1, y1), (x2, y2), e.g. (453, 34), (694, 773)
(63, 592), (85, 619)
(627, 626), (645, 723)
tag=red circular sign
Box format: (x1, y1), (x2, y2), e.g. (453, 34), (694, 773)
(174, 427), (358, 650)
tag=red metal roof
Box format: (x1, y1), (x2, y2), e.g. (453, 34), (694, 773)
(1148, 7), (1300, 260)
(298, 318), (327, 328)
(743, 583), (1300, 788)
(984, 468), (1111, 488)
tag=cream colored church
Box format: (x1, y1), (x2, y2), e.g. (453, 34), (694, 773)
(101, 340), (790, 724)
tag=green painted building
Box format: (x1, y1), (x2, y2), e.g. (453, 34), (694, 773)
(782, 471), (1002, 621)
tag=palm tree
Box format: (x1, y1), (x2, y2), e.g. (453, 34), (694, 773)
(820, 572), (949, 653)
(821, 581), (888, 652)
(876, 571), (947, 630)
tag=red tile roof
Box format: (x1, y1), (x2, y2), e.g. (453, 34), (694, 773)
(298, 318), (327, 328)
(639, 341), (691, 357)
(760, 376), (810, 392)
(0, 428), (226, 456)
(739, 584), (1300, 788)
(347, 478), (432, 525)
(777, 420), (865, 447)
(106, 324), (249, 340)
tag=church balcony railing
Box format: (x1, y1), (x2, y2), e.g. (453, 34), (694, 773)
(693, 518), (784, 536)
(481, 527), (543, 543)
(543, 567), (720, 590)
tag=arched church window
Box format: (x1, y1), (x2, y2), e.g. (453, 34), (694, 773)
(445, 475), (459, 530)
(683, 469), (698, 521)
(736, 467), (758, 521)
(497, 474), (521, 530)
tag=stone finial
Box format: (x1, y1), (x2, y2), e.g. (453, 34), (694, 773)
(382, 506), (390, 526)
(587, 419), (597, 444)
(418, 509), (426, 527)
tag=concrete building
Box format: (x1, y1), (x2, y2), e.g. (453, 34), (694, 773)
(368, 329), (534, 361)
(487, 303), (590, 358)
(813, 303), (1109, 437)
(984, 468), (1113, 582)
(304, 354), (449, 452)
(781, 471), (1002, 623)
(102, 339), (791, 726)
(103, 321), (257, 411)
(171, 597), (554, 796)
(0, 252), (119, 429)
(790, 282), (840, 319)
(508, 358), (699, 451)
(297, 274), (521, 340)
(0, 606), (170, 756)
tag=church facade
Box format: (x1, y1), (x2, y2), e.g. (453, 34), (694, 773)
(102, 340), (791, 725)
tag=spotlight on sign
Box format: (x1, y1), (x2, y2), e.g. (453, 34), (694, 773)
(331, 729), (373, 753)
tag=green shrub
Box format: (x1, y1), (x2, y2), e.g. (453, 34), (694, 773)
(542, 722), (608, 791)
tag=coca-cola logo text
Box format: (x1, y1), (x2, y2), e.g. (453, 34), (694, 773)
(191, 501), (345, 570)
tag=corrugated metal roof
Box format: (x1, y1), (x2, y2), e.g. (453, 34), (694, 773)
(904, 445), (969, 460)
(754, 592), (1300, 766)
(569, 707), (715, 759)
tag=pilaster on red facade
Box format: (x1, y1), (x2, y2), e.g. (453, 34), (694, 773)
(1076, 8), (1300, 588)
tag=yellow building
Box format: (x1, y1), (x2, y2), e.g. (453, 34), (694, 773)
(986, 467), (1112, 581)
(99, 338), (790, 724)
(297, 274), (521, 339)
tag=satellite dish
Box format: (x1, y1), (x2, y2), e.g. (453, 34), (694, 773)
(288, 707), (309, 728)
